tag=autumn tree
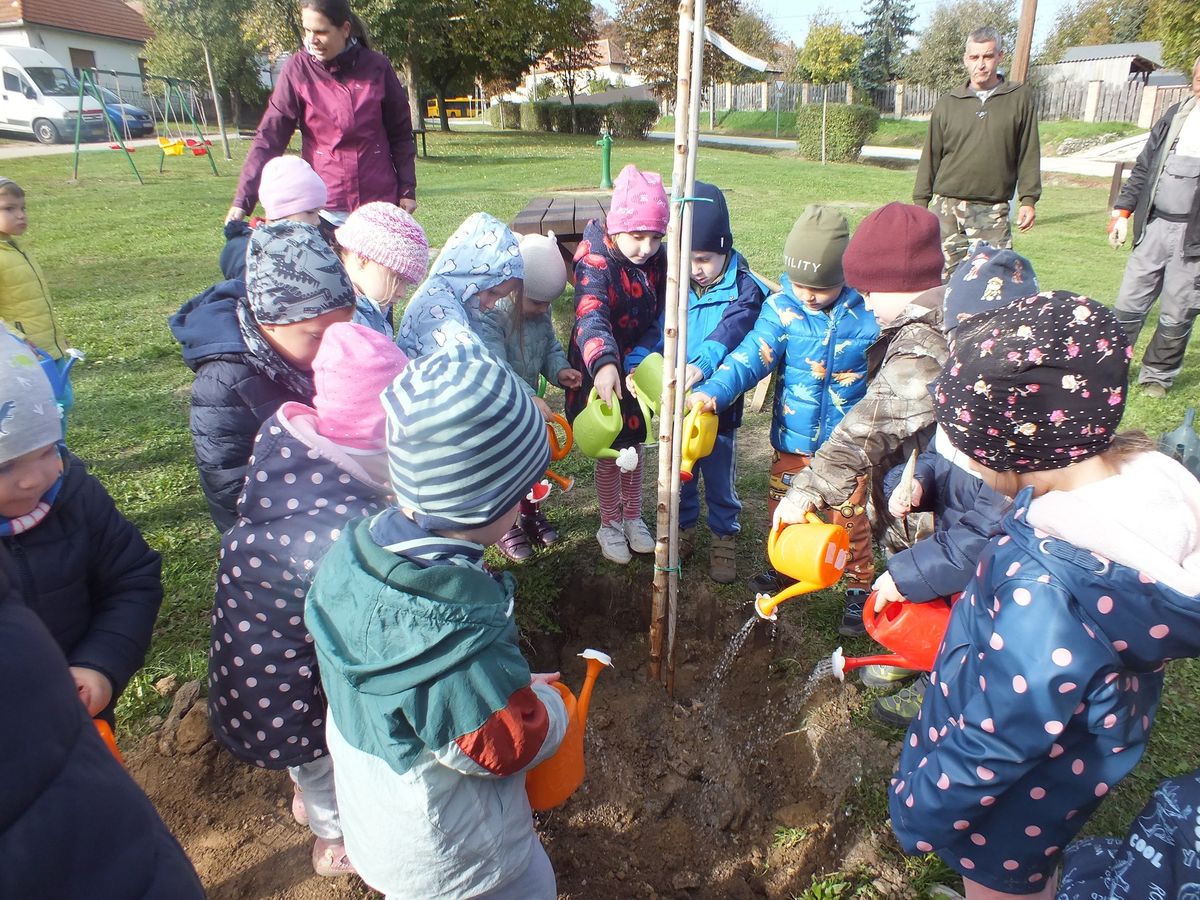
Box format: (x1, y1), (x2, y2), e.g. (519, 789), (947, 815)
(729, 2), (782, 82)
(797, 17), (865, 162)
(1144, 0), (1200, 74)
(857, 0), (915, 90)
(1038, 0), (1151, 63)
(616, 0), (742, 97)
(903, 0), (1016, 89)
(543, 0), (600, 130)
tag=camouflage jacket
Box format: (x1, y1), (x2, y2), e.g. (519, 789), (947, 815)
(784, 287), (949, 527)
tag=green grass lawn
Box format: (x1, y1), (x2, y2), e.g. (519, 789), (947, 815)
(13, 128), (1200, 884)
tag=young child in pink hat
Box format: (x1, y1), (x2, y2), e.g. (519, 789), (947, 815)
(207, 321), (407, 878)
(335, 201), (430, 338)
(566, 164), (669, 563)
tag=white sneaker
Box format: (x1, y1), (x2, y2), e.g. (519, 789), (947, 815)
(596, 524), (631, 563)
(623, 518), (655, 554)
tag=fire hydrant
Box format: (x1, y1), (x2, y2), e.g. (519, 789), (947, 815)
(596, 132), (613, 189)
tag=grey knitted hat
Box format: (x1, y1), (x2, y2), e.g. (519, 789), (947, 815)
(245, 220), (356, 325)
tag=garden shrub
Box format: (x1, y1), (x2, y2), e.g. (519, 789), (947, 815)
(795, 103), (880, 162)
(572, 104), (608, 135)
(608, 99), (660, 140)
(519, 103), (539, 131)
(487, 100), (522, 129)
(548, 103), (574, 133)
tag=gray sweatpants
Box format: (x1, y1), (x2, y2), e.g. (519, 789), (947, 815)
(1114, 216), (1200, 388)
(288, 755), (342, 840)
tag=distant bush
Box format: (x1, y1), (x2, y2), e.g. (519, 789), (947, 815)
(795, 103), (880, 162)
(487, 101), (522, 129)
(573, 104), (608, 135)
(608, 99), (659, 140)
(520, 102), (555, 132)
(548, 103), (574, 133)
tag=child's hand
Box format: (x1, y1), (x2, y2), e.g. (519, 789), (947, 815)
(773, 490), (815, 527)
(872, 572), (904, 612)
(593, 364), (622, 404)
(533, 396), (554, 422)
(69, 666), (113, 717)
(684, 364), (704, 390)
(888, 480), (923, 517)
(530, 672), (561, 686)
(688, 392), (717, 413)
(557, 367), (583, 390)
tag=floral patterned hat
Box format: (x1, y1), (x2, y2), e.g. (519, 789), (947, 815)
(933, 290), (1132, 472)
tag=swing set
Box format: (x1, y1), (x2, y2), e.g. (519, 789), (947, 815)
(71, 69), (219, 184)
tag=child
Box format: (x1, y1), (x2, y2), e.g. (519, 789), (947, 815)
(480, 231), (582, 561)
(775, 202), (950, 635)
(208, 322), (406, 877)
(567, 164), (668, 564)
(220, 155), (329, 281)
(170, 220), (357, 531)
(0, 178), (68, 362)
(691, 204), (871, 586)
(335, 201), (430, 337)
(867, 244), (1038, 725)
(890, 291), (1200, 899)
(397, 212), (524, 358)
(0, 331), (162, 726)
(306, 342), (568, 899)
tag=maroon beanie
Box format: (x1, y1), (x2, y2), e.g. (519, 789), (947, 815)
(842, 202), (943, 293)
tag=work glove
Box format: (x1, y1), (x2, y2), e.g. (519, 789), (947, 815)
(1108, 210), (1129, 248)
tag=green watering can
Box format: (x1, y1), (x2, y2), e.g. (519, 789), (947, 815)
(1161, 409), (1200, 480)
(573, 387), (652, 460)
(630, 352), (665, 418)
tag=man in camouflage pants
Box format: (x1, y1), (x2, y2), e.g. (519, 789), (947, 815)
(914, 26), (1041, 278)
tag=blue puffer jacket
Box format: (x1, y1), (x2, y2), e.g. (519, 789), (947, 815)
(891, 457), (1200, 894)
(169, 279), (313, 532)
(3, 451), (162, 724)
(0, 600), (204, 899)
(697, 275), (878, 454)
(220, 220), (252, 281)
(208, 403), (388, 769)
(653, 250), (767, 432)
(880, 440), (1008, 602)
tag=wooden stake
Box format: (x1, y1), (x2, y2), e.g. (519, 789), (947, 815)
(1010, 0), (1037, 85)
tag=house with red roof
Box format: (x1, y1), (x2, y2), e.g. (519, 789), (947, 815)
(0, 0), (152, 86)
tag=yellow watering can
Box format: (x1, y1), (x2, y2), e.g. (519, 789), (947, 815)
(572, 388), (651, 460)
(526, 649), (612, 811)
(679, 404), (718, 482)
(630, 352), (665, 418)
(753, 513), (850, 620)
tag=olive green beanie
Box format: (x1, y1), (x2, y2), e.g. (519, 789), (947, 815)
(782, 205), (849, 290)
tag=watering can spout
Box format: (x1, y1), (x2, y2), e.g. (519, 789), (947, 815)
(754, 580), (823, 620)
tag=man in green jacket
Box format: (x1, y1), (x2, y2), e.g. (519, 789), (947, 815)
(913, 27), (1041, 278)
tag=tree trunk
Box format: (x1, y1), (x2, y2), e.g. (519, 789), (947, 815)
(821, 93), (828, 165)
(435, 85), (450, 133)
(402, 58), (423, 131)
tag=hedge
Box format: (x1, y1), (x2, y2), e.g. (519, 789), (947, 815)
(512, 98), (659, 139)
(795, 102), (880, 162)
(608, 100), (659, 140)
(487, 100), (522, 129)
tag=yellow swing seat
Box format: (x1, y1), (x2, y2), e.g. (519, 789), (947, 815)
(158, 136), (185, 156)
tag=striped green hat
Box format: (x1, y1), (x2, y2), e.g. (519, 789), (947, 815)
(383, 342), (550, 530)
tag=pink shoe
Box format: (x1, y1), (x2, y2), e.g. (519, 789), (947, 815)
(291, 785), (308, 826)
(312, 836), (356, 877)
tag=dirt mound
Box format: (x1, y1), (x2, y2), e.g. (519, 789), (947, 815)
(128, 563), (908, 899)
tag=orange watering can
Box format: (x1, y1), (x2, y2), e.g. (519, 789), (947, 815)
(94, 718), (124, 765)
(754, 513), (850, 620)
(679, 404), (718, 482)
(526, 649), (612, 811)
(545, 413), (574, 493)
(830, 592), (954, 681)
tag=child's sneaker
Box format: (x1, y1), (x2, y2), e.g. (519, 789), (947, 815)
(291, 784), (309, 826)
(623, 518), (655, 554)
(597, 524), (632, 563)
(709, 534), (737, 583)
(871, 673), (930, 728)
(496, 524), (533, 562)
(859, 664), (921, 688)
(678, 527), (697, 561)
(838, 588), (869, 637)
(522, 510), (559, 547)
(312, 836), (356, 877)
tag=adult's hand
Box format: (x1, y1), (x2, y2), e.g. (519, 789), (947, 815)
(399, 198), (418, 215)
(1109, 214), (1129, 249)
(225, 205), (247, 225)
(1016, 205), (1036, 233)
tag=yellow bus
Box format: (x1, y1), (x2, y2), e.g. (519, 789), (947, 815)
(425, 96), (478, 118)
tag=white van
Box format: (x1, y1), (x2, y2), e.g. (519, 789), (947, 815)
(0, 47), (107, 144)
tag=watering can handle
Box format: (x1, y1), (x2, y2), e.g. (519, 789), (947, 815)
(766, 510), (827, 558)
(547, 414), (573, 460)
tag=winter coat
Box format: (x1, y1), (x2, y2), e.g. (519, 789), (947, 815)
(880, 438), (1008, 603)
(397, 213), (523, 360)
(1115, 97), (1200, 257)
(220, 220), (252, 281)
(306, 516), (569, 899)
(565, 218), (667, 448)
(784, 288), (947, 520)
(234, 41), (417, 215)
(698, 275), (876, 449)
(0, 601), (204, 900)
(208, 403), (388, 769)
(479, 298), (571, 394)
(0, 238), (66, 359)
(890, 452), (1200, 893)
(654, 250), (768, 432)
(169, 279), (313, 532)
(3, 451), (162, 722)
(914, 77), (1042, 207)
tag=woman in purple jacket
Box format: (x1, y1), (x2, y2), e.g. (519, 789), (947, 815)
(226, 0), (417, 223)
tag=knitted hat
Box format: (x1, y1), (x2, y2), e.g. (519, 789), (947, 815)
(383, 342), (550, 529)
(246, 221), (356, 325)
(944, 243), (1039, 331)
(843, 202), (943, 293)
(519, 232), (567, 303)
(259, 156), (328, 220)
(335, 202), (430, 286)
(0, 331), (62, 464)
(690, 181), (732, 253)
(783, 205), (849, 290)
(312, 322), (409, 450)
(933, 291), (1131, 473)
(607, 165), (669, 235)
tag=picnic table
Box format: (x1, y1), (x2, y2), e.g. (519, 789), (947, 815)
(511, 195), (610, 247)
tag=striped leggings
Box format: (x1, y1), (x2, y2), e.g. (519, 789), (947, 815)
(595, 446), (643, 526)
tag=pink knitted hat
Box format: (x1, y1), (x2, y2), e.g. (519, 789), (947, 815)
(607, 164), (670, 235)
(312, 322), (409, 450)
(259, 155), (328, 220)
(335, 202), (430, 286)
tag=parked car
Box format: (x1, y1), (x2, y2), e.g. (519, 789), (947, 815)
(98, 87), (154, 138)
(0, 47), (106, 144)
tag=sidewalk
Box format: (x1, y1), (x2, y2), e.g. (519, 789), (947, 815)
(0, 134), (246, 161)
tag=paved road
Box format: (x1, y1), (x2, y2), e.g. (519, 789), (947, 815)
(0, 135), (242, 160)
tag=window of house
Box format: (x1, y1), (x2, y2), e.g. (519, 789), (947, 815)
(68, 47), (97, 76)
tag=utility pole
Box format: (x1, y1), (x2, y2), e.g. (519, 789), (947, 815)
(1010, 0), (1037, 84)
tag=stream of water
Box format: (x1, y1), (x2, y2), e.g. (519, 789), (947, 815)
(708, 616), (759, 684)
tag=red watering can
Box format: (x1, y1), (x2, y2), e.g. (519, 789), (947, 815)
(830, 592), (954, 681)
(545, 414), (574, 493)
